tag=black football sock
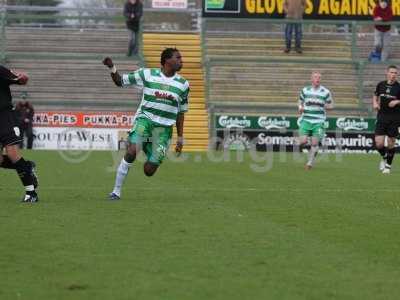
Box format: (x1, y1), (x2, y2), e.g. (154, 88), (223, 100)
(14, 158), (35, 191)
(377, 147), (387, 159)
(386, 148), (396, 166)
(0, 155), (16, 169)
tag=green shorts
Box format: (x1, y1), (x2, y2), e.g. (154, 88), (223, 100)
(299, 120), (325, 140)
(128, 117), (173, 165)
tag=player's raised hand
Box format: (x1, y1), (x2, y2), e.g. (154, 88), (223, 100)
(102, 57), (114, 68)
(103, 57), (121, 86)
(175, 138), (184, 156)
(16, 72), (29, 85)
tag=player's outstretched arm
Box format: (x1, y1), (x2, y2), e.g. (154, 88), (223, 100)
(15, 72), (29, 85)
(0, 66), (28, 85)
(372, 95), (380, 111)
(175, 113), (185, 155)
(298, 102), (304, 114)
(326, 103), (334, 110)
(102, 57), (122, 87)
(0, 65), (17, 81)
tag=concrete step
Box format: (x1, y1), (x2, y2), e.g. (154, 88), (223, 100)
(183, 115), (208, 121)
(6, 27), (129, 35)
(211, 90), (358, 97)
(175, 127), (209, 134)
(177, 133), (209, 139)
(146, 62), (201, 69)
(144, 51), (201, 59)
(210, 80), (357, 87)
(144, 33), (200, 40)
(178, 120), (208, 128)
(209, 95), (358, 104)
(181, 140), (209, 146)
(209, 101), (360, 109)
(211, 68), (356, 74)
(143, 39), (200, 46)
(207, 50), (350, 57)
(209, 75), (357, 82)
(207, 54), (352, 61)
(145, 55), (201, 63)
(206, 36), (350, 45)
(7, 46), (126, 53)
(11, 94), (138, 102)
(181, 146), (209, 151)
(211, 63), (355, 70)
(143, 45), (201, 51)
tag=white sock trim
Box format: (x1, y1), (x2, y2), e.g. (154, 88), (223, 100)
(307, 146), (319, 165)
(112, 158), (133, 196)
(25, 185), (35, 192)
(122, 158), (132, 167)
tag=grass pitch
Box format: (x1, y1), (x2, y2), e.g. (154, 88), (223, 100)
(1, 150), (400, 300)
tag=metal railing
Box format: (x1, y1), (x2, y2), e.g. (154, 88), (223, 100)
(202, 17), (400, 116)
(2, 5), (201, 30)
(0, 5), (202, 62)
(202, 17), (400, 63)
(2, 5), (399, 116)
(0, 3), (5, 62)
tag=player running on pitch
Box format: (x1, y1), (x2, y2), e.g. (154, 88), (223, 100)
(0, 65), (39, 202)
(373, 65), (400, 174)
(298, 71), (333, 170)
(103, 48), (189, 200)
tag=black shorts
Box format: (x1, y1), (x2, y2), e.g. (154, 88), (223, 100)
(375, 118), (400, 138)
(0, 110), (22, 148)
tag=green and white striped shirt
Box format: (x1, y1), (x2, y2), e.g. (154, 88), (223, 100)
(122, 68), (190, 127)
(299, 85), (333, 124)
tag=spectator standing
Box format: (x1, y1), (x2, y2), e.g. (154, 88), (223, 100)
(15, 100), (34, 149)
(124, 0), (143, 57)
(373, 0), (393, 61)
(283, 0), (307, 54)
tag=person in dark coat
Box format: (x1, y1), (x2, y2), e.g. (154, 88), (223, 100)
(124, 0), (143, 56)
(15, 100), (34, 149)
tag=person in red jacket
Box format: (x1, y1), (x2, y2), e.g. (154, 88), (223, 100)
(373, 0), (393, 61)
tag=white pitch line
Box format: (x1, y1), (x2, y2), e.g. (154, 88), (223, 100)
(37, 186), (400, 193)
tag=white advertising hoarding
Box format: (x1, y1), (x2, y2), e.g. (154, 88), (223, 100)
(32, 127), (129, 151)
(152, 0), (187, 9)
